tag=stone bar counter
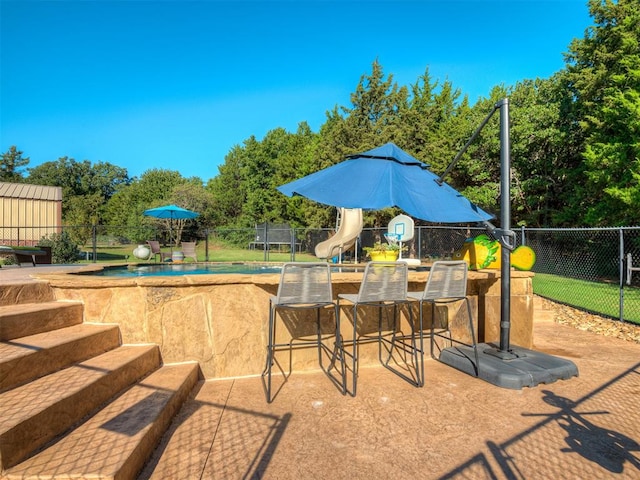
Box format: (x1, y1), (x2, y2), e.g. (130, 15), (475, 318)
(36, 266), (534, 380)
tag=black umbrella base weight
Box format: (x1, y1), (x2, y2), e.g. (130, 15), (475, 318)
(438, 343), (579, 389)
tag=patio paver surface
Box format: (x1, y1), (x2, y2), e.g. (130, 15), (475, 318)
(139, 302), (640, 479)
(2, 266), (638, 479)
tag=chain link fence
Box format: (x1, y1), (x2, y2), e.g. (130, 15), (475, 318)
(520, 227), (640, 324)
(2, 223), (638, 324)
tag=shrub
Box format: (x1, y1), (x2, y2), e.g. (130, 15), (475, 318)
(39, 231), (79, 264)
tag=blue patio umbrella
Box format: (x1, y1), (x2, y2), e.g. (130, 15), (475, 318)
(277, 143), (493, 224)
(143, 204), (199, 247)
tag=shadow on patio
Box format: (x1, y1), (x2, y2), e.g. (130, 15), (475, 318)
(138, 315), (640, 479)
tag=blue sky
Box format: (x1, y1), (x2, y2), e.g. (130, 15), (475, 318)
(1, 0), (592, 182)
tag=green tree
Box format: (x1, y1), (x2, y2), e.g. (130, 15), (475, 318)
(241, 133), (279, 225)
(453, 87), (510, 220)
(64, 193), (104, 246)
(167, 181), (216, 246)
(206, 145), (248, 226)
(1, 146), (29, 182)
(509, 78), (571, 226)
(134, 169), (190, 206)
(27, 157), (129, 198)
(271, 122), (324, 227)
(26, 157), (130, 225)
(563, 0), (640, 226)
(315, 60), (412, 228)
(104, 169), (192, 243)
(402, 69), (470, 174)
(340, 59), (409, 153)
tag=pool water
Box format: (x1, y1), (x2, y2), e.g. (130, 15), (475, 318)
(84, 263), (284, 277)
(81, 263), (368, 277)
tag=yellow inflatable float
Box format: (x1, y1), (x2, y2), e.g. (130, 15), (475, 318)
(452, 234), (536, 271)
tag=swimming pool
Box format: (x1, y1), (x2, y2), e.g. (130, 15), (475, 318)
(83, 263), (284, 277)
(77, 263), (367, 277)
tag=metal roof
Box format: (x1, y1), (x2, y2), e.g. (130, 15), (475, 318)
(0, 182), (62, 201)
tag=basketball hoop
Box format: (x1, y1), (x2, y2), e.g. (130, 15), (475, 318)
(384, 232), (401, 245)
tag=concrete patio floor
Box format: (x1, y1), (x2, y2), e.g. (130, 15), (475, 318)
(138, 299), (640, 479)
(2, 266), (639, 479)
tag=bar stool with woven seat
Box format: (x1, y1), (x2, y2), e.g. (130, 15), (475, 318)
(338, 261), (420, 396)
(262, 262), (346, 402)
(408, 260), (479, 383)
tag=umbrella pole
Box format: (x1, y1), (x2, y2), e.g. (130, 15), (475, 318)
(495, 98), (516, 357)
(499, 98), (512, 353)
(169, 216), (174, 256)
(441, 98), (516, 355)
(437, 98), (578, 388)
(481, 99), (518, 359)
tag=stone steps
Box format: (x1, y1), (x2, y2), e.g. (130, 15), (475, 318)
(0, 282), (55, 307)
(0, 323), (121, 392)
(0, 301), (84, 340)
(0, 281), (202, 479)
(0, 344), (162, 469)
(3, 362), (200, 480)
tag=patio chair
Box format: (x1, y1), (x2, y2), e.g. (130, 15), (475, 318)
(408, 261), (479, 382)
(262, 262), (346, 403)
(338, 261), (420, 396)
(181, 242), (197, 262)
(146, 241), (171, 262)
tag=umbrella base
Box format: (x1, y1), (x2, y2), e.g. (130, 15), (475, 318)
(438, 343), (579, 389)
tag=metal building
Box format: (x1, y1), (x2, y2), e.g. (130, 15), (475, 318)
(0, 182), (63, 246)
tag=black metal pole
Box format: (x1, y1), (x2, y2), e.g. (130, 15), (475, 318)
(92, 224), (97, 263)
(441, 97), (517, 357)
(205, 229), (210, 262)
(263, 223), (268, 262)
(290, 227), (296, 261)
(498, 98), (512, 353)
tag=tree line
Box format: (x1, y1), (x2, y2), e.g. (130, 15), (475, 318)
(2, 0), (639, 243)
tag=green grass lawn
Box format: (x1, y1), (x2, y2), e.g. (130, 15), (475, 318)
(76, 242), (318, 264)
(533, 272), (640, 324)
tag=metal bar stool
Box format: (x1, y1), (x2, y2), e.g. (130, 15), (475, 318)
(408, 260), (479, 383)
(338, 261), (420, 396)
(262, 262), (346, 402)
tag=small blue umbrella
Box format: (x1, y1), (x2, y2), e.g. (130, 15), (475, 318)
(143, 204), (199, 247)
(143, 204), (199, 220)
(277, 143), (493, 223)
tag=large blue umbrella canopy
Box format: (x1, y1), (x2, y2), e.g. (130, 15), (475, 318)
(277, 143), (493, 223)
